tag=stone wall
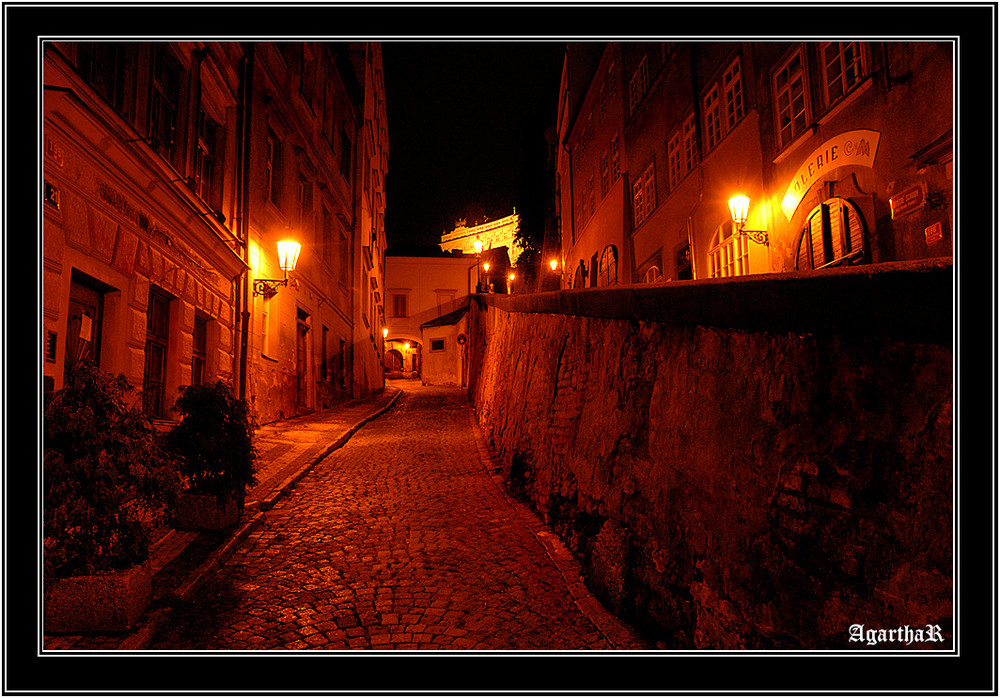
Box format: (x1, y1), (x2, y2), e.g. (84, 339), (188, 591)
(467, 259), (953, 649)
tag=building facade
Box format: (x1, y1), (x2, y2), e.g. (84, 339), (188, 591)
(383, 251), (476, 380)
(42, 41), (387, 426)
(554, 42), (953, 288)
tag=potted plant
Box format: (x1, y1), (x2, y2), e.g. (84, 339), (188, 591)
(44, 361), (181, 634)
(166, 380), (259, 531)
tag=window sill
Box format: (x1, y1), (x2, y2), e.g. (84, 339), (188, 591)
(772, 125), (818, 164)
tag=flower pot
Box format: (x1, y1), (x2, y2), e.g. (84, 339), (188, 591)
(45, 561), (152, 634)
(172, 490), (242, 531)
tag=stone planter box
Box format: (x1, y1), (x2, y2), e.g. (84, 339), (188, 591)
(172, 490), (241, 531)
(45, 561), (152, 634)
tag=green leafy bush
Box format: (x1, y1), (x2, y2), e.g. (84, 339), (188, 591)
(166, 380), (259, 504)
(44, 362), (181, 578)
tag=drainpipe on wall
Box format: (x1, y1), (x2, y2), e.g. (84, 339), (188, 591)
(236, 42), (255, 403)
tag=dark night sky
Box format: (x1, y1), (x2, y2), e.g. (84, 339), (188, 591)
(381, 41), (566, 252)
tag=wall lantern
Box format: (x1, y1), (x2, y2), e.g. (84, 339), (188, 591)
(382, 328), (389, 339)
(549, 259), (559, 271)
(508, 273), (515, 282)
(728, 195), (769, 246)
(253, 239), (301, 296)
(483, 262), (490, 272)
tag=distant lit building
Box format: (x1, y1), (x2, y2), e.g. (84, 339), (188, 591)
(42, 41), (388, 425)
(439, 209), (523, 261)
(554, 42), (953, 288)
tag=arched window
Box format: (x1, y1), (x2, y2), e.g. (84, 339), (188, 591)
(643, 265), (663, 284)
(796, 197), (865, 270)
(599, 245), (618, 286)
(573, 261), (588, 289)
(708, 219), (749, 278)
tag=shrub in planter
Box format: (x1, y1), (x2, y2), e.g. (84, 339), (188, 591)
(166, 380), (259, 530)
(44, 361), (181, 633)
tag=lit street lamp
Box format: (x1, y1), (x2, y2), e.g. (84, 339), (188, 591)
(253, 238), (301, 296)
(728, 194), (769, 246)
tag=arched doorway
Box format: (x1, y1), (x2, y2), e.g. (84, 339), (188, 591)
(385, 348), (404, 373)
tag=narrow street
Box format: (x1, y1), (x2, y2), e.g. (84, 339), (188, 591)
(152, 382), (647, 651)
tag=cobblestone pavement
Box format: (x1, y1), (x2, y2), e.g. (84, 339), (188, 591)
(152, 382), (648, 651)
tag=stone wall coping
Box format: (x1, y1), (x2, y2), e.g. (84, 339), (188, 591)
(475, 258), (953, 345)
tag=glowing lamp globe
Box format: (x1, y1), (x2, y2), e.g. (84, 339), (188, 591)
(277, 240), (301, 273)
(728, 195), (751, 229)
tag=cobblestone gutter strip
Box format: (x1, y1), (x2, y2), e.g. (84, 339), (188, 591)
(466, 408), (651, 651)
(254, 388), (402, 511)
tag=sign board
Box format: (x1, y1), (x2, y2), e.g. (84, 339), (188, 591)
(924, 221), (944, 246)
(890, 184), (926, 220)
(782, 130), (881, 219)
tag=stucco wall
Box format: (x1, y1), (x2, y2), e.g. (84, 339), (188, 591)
(468, 259), (953, 649)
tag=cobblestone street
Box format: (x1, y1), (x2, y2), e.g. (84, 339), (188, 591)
(151, 382), (647, 651)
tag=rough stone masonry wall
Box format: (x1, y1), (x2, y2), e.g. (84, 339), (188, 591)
(467, 259), (953, 650)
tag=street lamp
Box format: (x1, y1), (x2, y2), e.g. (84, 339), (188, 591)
(549, 259), (559, 272)
(508, 272), (515, 294)
(728, 194), (769, 246)
(473, 239), (484, 292)
(253, 238), (302, 296)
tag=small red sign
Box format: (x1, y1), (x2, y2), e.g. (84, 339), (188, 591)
(890, 185), (925, 220)
(924, 222), (944, 246)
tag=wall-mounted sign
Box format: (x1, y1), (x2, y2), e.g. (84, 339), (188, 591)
(782, 130), (881, 219)
(456, 333), (468, 346)
(924, 221), (944, 246)
(890, 184), (926, 220)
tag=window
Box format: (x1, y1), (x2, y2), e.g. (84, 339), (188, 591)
(149, 46), (181, 162)
(703, 85), (722, 151)
(191, 314), (207, 386)
(261, 294), (272, 357)
(723, 57), (745, 129)
(628, 55), (649, 114)
(300, 47), (316, 108)
(708, 221), (750, 279)
(600, 152), (610, 197)
(610, 136), (620, 181)
(77, 42), (127, 112)
(143, 287), (171, 418)
(795, 197), (865, 270)
(774, 46), (810, 148)
(324, 88), (337, 151)
(643, 265), (663, 284)
(193, 109), (218, 205)
(633, 162), (655, 225)
(682, 115), (698, 172)
(430, 338), (445, 352)
(392, 293), (408, 318)
(822, 42), (864, 105)
(668, 114), (698, 190)
(266, 128), (283, 207)
(599, 246), (618, 286)
(340, 126), (352, 179)
(298, 173), (313, 228)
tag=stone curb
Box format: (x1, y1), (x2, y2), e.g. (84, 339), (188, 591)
(252, 388), (402, 512)
(113, 388), (403, 650)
